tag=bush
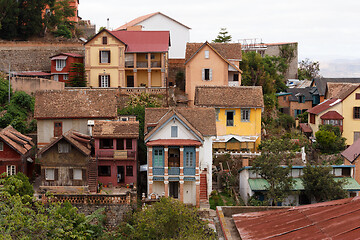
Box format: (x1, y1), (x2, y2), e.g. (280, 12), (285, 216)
(275, 112), (295, 130)
(314, 125), (346, 154)
(54, 24), (72, 38)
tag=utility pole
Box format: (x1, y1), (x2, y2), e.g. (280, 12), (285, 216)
(8, 63), (11, 103)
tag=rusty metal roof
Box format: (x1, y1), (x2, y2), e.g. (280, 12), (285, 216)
(233, 197), (360, 240)
(342, 138), (360, 163)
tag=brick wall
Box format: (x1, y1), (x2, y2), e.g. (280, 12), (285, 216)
(289, 100), (313, 118)
(0, 41), (84, 73)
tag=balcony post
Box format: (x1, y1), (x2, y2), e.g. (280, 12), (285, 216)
(148, 147), (153, 194)
(147, 53), (151, 69)
(180, 180), (184, 202)
(147, 69), (152, 87)
(161, 53), (166, 87)
(195, 147), (200, 207)
(180, 147), (184, 176)
(133, 53), (137, 69)
(164, 147), (169, 197)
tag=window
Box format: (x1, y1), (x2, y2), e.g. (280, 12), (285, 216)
(356, 93), (360, 100)
(6, 165), (16, 176)
(63, 74), (68, 80)
(354, 107), (360, 119)
(117, 139), (124, 150)
(184, 147), (195, 168)
(0, 142), (3, 151)
(58, 143), (71, 153)
(241, 109), (250, 122)
(202, 68), (212, 81)
(54, 74), (59, 81)
(171, 126), (178, 137)
(126, 139), (132, 150)
(100, 139), (113, 149)
(283, 96), (287, 101)
(233, 73), (239, 81)
(153, 148), (164, 167)
(126, 166), (133, 176)
(310, 113), (315, 124)
(298, 95), (305, 103)
(45, 168), (55, 180)
(99, 75), (110, 87)
(102, 36), (107, 45)
(354, 132), (360, 142)
(215, 108), (220, 121)
(294, 109), (302, 117)
(56, 59), (66, 71)
(226, 111), (234, 126)
(98, 166), (111, 176)
(204, 50), (209, 59)
(73, 169), (82, 180)
(54, 122), (62, 137)
(342, 167), (351, 177)
(145, 54), (155, 59)
(100, 50), (110, 63)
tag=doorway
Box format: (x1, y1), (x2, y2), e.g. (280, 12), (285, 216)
(169, 181), (179, 199)
(117, 166), (124, 183)
(127, 76), (134, 87)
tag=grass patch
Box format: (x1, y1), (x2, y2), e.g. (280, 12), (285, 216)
(220, 192), (236, 206)
(209, 191), (225, 210)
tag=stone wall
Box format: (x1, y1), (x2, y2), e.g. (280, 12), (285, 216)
(0, 41), (84, 73)
(11, 77), (64, 95)
(168, 59), (185, 88)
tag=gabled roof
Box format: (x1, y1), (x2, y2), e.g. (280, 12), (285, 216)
(144, 107), (216, 142)
(50, 53), (83, 59)
(0, 126), (34, 156)
(38, 130), (91, 156)
(326, 82), (359, 99)
(307, 98), (341, 115)
(93, 120), (139, 139)
(34, 89), (117, 120)
(185, 42), (242, 71)
(320, 111), (344, 120)
(194, 86), (264, 108)
(312, 77), (360, 96)
(286, 87), (313, 102)
(342, 138), (360, 163)
(233, 197), (360, 240)
(114, 12), (191, 31)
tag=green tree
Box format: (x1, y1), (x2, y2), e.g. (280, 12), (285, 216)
(68, 63), (87, 87)
(0, 172), (34, 197)
(298, 58), (320, 80)
(0, 76), (11, 104)
(314, 124), (346, 154)
(301, 164), (348, 202)
(252, 138), (295, 205)
(212, 27), (232, 43)
(0, 0), (19, 39)
(45, 0), (76, 38)
(113, 197), (216, 240)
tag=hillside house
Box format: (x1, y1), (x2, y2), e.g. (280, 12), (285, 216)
(277, 87), (314, 118)
(144, 107), (216, 207)
(185, 42), (242, 105)
(50, 53), (84, 83)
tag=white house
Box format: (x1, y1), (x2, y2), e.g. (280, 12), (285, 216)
(144, 107), (216, 207)
(115, 12), (190, 59)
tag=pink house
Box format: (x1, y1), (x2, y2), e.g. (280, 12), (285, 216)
(93, 118), (139, 188)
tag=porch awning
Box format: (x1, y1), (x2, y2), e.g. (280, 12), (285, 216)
(51, 55), (68, 60)
(146, 139), (202, 147)
(249, 177), (360, 191)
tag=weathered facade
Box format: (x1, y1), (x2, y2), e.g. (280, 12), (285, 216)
(50, 53), (84, 83)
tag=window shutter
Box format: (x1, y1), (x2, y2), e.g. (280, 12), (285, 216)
(210, 69), (213, 80)
(99, 51), (101, 63)
(54, 169), (59, 181)
(82, 169), (87, 181)
(108, 75), (111, 87)
(202, 69), (205, 80)
(69, 169), (73, 180)
(99, 75), (102, 87)
(108, 51), (111, 63)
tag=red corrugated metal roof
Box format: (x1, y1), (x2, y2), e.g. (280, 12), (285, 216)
(299, 123), (312, 133)
(342, 138), (360, 163)
(307, 98), (341, 114)
(110, 30), (170, 53)
(233, 197), (360, 240)
(320, 110), (344, 120)
(146, 139), (201, 146)
(50, 53), (83, 58)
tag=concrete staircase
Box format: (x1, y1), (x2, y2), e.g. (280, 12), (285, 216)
(88, 158), (98, 193)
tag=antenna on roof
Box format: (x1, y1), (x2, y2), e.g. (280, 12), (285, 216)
(107, 18), (110, 30)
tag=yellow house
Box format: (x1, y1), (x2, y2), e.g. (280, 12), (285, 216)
(85, 29), (169, 88)
(194, 86), (263, 152)
(185, 42), (242, 106)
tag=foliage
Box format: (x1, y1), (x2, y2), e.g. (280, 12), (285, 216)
(114, 197), (216, 240)
(314, 124), (346, 154)
(263, 93), (277, 110)
(0, 173), (34, 197)
(298, 58), (320, 80)
(252, 138), (296, 205)
(301, 164), (348, 202)
(219, 171), (236, 191)
(0, 76), (11, 105)
(297, 111), (308, 123)
(175, 71), (185, 91)
(98, 26), (106, 32)
(11, 91), (35, 112)
(68, 63), (87, 87)
(248, 194), (269, 206)
(212, 27), (232, 43)
(209, 190), (225, 210)
(279, 43), (297, 70)
(275, 112), (295, 130)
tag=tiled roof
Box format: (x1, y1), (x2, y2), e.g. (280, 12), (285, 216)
(299, 123), (312, 133)
(50, 53), (83, 58)
(110, 30), (170, 53)
(114, 12), (191, 31)
(307, 98), (341, 115)
(194, 86), (264, 108)
(320, 111), (344, 120)
(93, 120), (139, 138)
(185, 42), (242, 63)
(0, 126), (34, 155)
(144, 107), (216, 139)
(233, 196), (360, 240)
(342, 138), (360, 163)
(312, 77), (360, 96)
(38, 130), (91, 156)
(34, 89), (117, 119)
(326, 82), (359, 99)
(146, 139), (201, 146)
(13, 71), (52, 77)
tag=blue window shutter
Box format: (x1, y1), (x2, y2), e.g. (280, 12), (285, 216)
(153, 147), (164, 167)
(184, 147), (195, 167)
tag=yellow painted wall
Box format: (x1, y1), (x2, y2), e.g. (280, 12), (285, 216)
(216, 108), (262, 147)
(185, 44), (241, 105)
(151, 70), (162, 87)
(342, 88), (360, 145)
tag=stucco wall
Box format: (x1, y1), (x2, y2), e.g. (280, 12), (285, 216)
(150, 118), (198, 141)
(343, 88), (360, 145)
(308, 103), (342, 136)
(11, 77), (64, 95)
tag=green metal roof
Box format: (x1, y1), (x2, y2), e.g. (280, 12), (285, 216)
(249, 177), (360, 191)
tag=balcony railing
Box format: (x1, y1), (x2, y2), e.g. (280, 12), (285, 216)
(168, 167), (180, 175)
(137, 61), (148, 68)
(151, 61), (161, 68)
(184, 168), (195, 175)
(125, 61), (134, 68)
(153, 167), (164, 175)
(97, 149), (135, 160)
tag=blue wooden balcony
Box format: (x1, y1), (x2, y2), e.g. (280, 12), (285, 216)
(184, 168), (195, 175)
(153, 167), (164, 175)
(168, 167), (180, 175)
